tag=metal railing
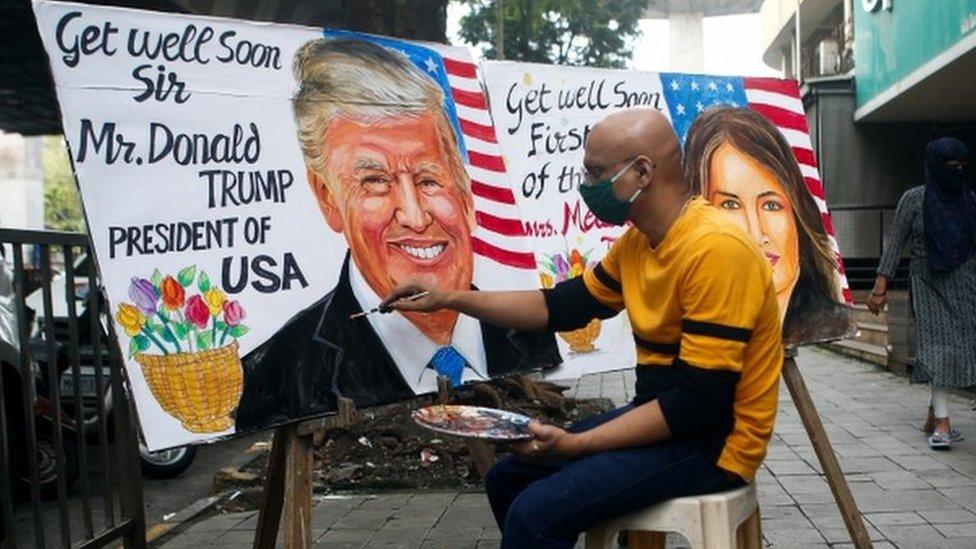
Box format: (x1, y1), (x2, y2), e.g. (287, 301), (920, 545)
(0, 228), (146, 549)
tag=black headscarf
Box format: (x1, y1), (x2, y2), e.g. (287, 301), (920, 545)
(922, 137), (976, 273)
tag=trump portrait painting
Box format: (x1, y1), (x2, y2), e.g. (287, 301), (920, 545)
(234, 35), (560, 432)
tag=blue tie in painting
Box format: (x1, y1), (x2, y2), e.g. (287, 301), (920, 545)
(430, 346), (466, 387)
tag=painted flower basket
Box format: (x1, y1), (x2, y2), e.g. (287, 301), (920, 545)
(135, 342), (242, 432)
(539, 248), (602, 353)
(116, 266), (250, 433)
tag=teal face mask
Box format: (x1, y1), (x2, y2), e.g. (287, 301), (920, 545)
(579, 158), (642, 226)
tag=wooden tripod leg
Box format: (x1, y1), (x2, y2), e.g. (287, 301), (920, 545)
(282, 425), (315, 549)
(782, 357), (873, 549)
(253, 426), (289, 549)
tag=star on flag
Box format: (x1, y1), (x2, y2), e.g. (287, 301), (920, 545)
(659, 73), (750, 143)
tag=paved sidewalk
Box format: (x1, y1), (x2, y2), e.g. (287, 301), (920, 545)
(161, 347), (976, 548)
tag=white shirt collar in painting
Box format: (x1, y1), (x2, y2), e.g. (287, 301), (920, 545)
(347, 259), (488, 395)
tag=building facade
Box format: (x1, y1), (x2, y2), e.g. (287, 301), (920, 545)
(760, 0), (976, 290)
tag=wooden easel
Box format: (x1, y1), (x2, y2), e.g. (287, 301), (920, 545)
(253, 357), (874, 549)
(781, 352), (873, 549)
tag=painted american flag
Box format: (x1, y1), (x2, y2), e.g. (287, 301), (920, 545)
(661, 73), (854, 304)
(431, 50), (538, 271)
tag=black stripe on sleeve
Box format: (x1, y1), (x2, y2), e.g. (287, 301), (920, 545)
(633, 335), (680, 356)
(593, 262), (622, 293)
(542, 277), (620, 332)
(656, 358), (739, 438)
(682, 319), (752, 343)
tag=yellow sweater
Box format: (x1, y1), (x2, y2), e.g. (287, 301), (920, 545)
(582, 197), (783, 481)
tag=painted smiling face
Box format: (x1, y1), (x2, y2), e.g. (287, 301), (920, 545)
(312, 111), (475, 301)
(706, 142), (800, 313)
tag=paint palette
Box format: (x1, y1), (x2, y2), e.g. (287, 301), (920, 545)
(412, 405), (533, 442)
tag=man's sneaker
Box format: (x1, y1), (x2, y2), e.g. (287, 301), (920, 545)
(928, 431), (953, 450)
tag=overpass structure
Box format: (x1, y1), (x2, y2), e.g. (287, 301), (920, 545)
(643, 0), (763, 72)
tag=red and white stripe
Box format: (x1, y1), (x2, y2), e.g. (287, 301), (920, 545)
(425, 45), (536, 270)
(743, 77), (854, 305)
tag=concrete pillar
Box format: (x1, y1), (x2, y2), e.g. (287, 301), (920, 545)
(0, 134), (45, 230)
(668, 11), (704, 73)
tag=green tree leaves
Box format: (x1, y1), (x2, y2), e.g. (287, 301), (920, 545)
(457, 0), (646, 68)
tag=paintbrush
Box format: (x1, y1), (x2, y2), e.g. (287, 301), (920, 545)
(348, 291), (430, 319)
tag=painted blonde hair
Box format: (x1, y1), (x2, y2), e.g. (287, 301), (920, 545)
(291, 37), (470, 197)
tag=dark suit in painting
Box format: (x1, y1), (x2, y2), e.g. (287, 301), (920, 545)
(234, 255), (561, 432)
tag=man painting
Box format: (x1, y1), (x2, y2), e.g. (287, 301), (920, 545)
(382, 108), (782, 547)
(235, 38), (559, 432)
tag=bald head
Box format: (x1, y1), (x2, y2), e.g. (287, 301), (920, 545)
(584, 108), (683, 187)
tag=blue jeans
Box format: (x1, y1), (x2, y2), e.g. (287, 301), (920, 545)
(484, 405), (743, 548)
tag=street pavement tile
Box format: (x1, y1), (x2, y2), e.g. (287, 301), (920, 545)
(864, 512), (926, 526)
(818, 523), (886, 544)
(775, 475), (830, 494)
(213, 529), (261, 544)
(936, 538), (976, 549)
(803, 508), (846, 531)
(867, 470), (931, 490)
(333, 511), (396, 530)
(911, 468), (976, 488)
(764, 459), (818, 476)
(761, 504), (806, 521)
(938, 487), (976, 511)
(849, 485), (960, 512)
(367, 528), (427, 548)
(762, 523), (826, 545)
(382, 516), (439, 530)
(830, 542), (897, 549)
(419, 540), (478, 549)
(788, 487), (843, 506)
(932, 522), (976, 538)
(317, 528), (371, 547)
(837, 457), (904, 474)
(888, 454), (952, 472)
(874, 524), (948, 548)
(424, 525), (485, 540)
(918, 509), (976, 524)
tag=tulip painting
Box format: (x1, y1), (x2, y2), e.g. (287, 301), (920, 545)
(538, 247), (597, 286)
(538, 248), (602, 353)
(115, 265), (251, 357)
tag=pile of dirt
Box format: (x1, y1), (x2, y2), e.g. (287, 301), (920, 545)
(216, 378), (614, 511)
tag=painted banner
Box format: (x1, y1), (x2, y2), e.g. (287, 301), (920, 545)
(33, 1), (855, 450)
(481, 61), (856, 380)
(32, 1), (557, 450)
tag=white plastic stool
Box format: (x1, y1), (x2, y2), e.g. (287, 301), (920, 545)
(584, 484), (761, 549)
